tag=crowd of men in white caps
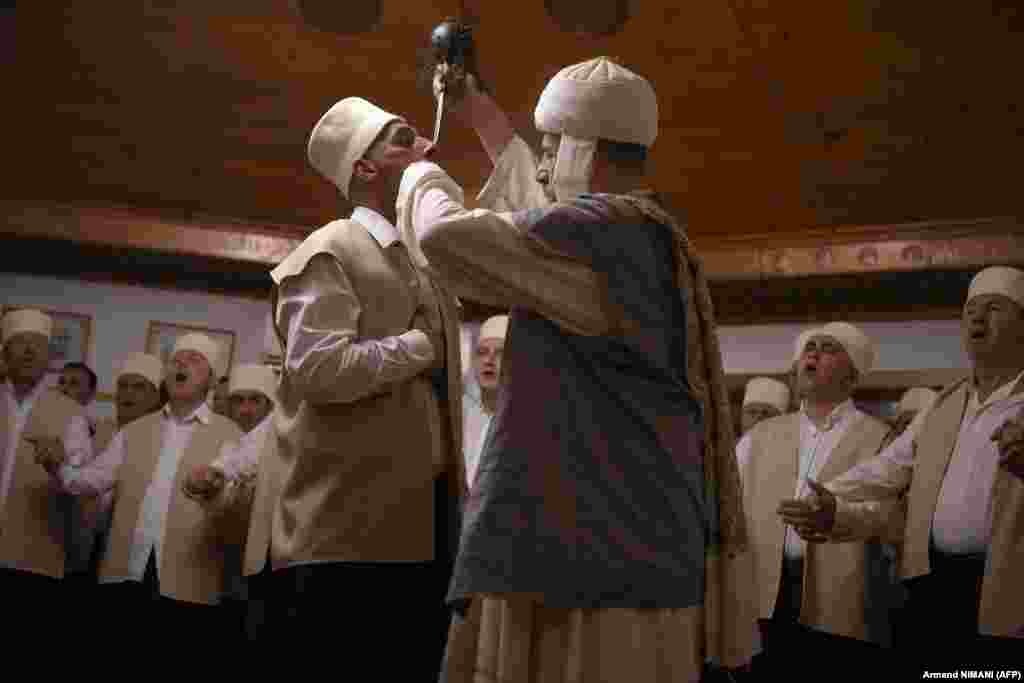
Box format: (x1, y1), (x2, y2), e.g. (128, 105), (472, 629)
(3, 52), (1024, 679)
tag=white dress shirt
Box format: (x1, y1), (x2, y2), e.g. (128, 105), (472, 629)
(275, 206), (437, 406)
(0, 380), (92, 515)
(829, 370), (1024, 554)
(788, 400), (859, 558)
(59, 402), (234, 583)
(462, 381), (493, 488)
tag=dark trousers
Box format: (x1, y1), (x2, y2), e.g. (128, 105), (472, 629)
(755, 556), (889, 678)
(0, 567), (64, 647)
(99, 551), (224, 648)
(898, 545), (1021, 672)
(270, 477), (458, 675)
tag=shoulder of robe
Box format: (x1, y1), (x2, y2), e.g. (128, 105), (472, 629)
(207, 413), (243, 440)
(747, 411), (800, 443)
(850, 411), (893, 440)
(121, 411), (163, 437)
(270, 218), (362, 284)
(37, 387), (86, 421)
(932, 375), (972, 408)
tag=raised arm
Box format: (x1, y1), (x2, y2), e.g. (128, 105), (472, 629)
(276, 252), (438, 405)
(397, 162), (611, 337)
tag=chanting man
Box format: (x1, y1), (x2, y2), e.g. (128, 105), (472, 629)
(400, 54), (755, 681)
(0, 309), (92, 644)
(463, 314), (507, 488)
(737, 322), (898, 674)
(781, 266), (1024, 670)
(40, 333), (245, 644)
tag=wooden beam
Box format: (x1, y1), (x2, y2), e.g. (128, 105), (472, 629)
(3, 202), (1022, 281)
(0, 202), (302, 266)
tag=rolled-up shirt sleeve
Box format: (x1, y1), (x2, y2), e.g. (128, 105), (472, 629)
(58, 429), (125, 497)
(397, 160), (612, 338)
(276, 252), (437, 405)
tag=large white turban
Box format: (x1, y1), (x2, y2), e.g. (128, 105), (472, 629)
(743, 377), (791, 413)
(172, 333), (224, 379)
(817, 322), (876, 376)
(228, 363), (279, 404)
(534, 57), (658, 202)
(966, 266), (1024, 309)
(898, 387), (937, 414)
(2, 308), (53, 345)
(479, 315), (509, 341)
(307, 97), (401, 200)
(117, 353), (164, 389)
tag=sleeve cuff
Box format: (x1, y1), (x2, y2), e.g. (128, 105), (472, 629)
(399, 329), (436, 365)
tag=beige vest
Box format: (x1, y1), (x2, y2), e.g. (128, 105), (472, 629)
(242, 427), (280, 577)
(742, 410), (893, 641)
(902, 376), (1024, 638)
(93, 417), (118, 455)
(268, 219), (464, 566)
(0, 388), (84, 578)
(99, 410), (242, 604)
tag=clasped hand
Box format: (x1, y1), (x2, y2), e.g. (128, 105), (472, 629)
(992, 411), (1024, 480)
(182, 464), (227, 503)
(776, 480), (837, 543)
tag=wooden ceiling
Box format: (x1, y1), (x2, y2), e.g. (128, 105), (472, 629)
(5, 0), (1022, 239)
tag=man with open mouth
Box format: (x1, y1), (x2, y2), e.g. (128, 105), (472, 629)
(781, 265), (1024, 671)
(40, 333), (246, 645)
(0, 308), (93, 648)
(738, 322), (898, 675)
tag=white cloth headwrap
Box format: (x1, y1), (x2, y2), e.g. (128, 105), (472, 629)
(534, 57), (657, 202)
(307, 97), (401, 200)
(479, 315), (509, 341)
(898, 387), (937, 414)
(172, 333), (224, 379)
(816, 322), (876, 376)
(2, 309), (53, 344)
(228, 363), (279, 404)
(117, 352), (164, 389)
(535, 57), (658, 147)
(966, 266), (1024, 309)
(743, 377), (791, 413)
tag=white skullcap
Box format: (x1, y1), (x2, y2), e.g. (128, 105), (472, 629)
(816, 322), (876, 376)
(966, 266), (1024, 309)
(307, 97), (401, 200)
(743, 377), (791, 413)
(117, 352), (164, 389)
(172, 333), (224, 379)
(2, 309), (53, 344)
(228, 363), (279, 403)
(534, 57), (658, 147)
(792, 329), (814, 365)
(479, 315), (509, 341)
(898, 387), (937, 414)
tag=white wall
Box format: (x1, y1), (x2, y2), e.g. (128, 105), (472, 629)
(1, 272), (272, 419)
(4, 271), (971, 418)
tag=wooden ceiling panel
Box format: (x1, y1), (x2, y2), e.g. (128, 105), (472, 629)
(4, 0), (1023, 246)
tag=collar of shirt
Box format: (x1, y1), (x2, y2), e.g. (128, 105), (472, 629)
(240, 411), (274, 446)
(799, 397), (854, 434)
(161, 401), (212, 426)
(351, 206), (401, 249)
(969, 367), (1024, 413)
(3, 378), (48, 411)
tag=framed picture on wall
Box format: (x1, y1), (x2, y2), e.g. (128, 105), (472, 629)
(2, 306), (92, 372)
(144, 321), (236, 378)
